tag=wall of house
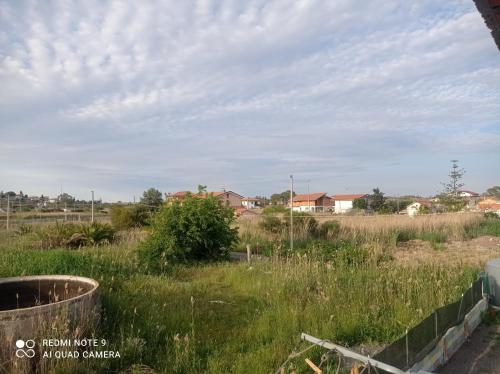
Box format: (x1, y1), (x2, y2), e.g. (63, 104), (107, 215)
(407, 203), (421, 216)
(242, 200), (256, 208)
(219, 193), (243, 208)
(334, 200), (354, 213)
(292, 205), (313, 212)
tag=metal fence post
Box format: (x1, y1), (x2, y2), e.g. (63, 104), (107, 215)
(405, 328), (409, 369)
(6, 194), (10, 230)
(457, 293), (464, 322)
(434, 310), (438, 339)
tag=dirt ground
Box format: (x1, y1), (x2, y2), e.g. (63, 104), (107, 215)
(439, 322), (500, 374)
(393, 236), (500, 267)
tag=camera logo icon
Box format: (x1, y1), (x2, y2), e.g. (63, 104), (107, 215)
(15, 339), (36, 358)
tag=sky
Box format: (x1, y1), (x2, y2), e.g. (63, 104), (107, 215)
(0, 0), (499, 202)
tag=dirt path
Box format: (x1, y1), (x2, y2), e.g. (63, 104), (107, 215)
(393, 236), (500, 267)
(439, 323), (500, 374)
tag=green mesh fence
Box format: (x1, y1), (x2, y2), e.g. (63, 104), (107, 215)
(373, 278), (483, 371)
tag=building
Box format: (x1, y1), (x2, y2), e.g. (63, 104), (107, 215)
(170, 191), (243, 208)
(406, 200), (431, 216)
(242, 198), (259, 209)
(290, 192), (332, 212)
(478, 198), (500, 213)
(331, 194), (368, 214)
(459, 190), (480, 198)
(459, 190), (481, 210)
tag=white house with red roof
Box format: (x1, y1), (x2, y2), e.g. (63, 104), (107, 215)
(242, 197), (259, 209)
(331, 194), (368, 214)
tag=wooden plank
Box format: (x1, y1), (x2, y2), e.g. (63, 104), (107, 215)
(305, 358), (322, 373)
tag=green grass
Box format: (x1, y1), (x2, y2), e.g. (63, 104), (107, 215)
(0, 229), (481, 373)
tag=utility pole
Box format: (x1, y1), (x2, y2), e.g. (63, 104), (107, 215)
(290, 174), (294, 251)
(6, 194), (10, 230)
(91, 190), (95, 223)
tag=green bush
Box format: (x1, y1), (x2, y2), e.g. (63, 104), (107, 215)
(262, 205), (288, 215)
(258, 215), (283, 234)
(15, 224), (33, 236)
(395, 229), (414, 243)
(318, 220), (340, 240)
(110, 204), (150, 230)
(484, 212), (500, 220)
(282, 213), (319, 239)
(34, 222), (115, 249)
(139, 195), (238, 270)
(35, 222), (82, 249)
(333, 241), (368, 267)
(80, 222), (116, 246)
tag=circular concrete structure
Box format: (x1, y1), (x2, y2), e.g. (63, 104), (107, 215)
(0, 275), (100, 339)
(486, 259), (500, 307)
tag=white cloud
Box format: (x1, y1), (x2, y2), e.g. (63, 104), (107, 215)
(0, 0), (499, 200)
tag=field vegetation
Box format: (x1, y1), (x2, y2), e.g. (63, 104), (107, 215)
(0, 210), (499, 373)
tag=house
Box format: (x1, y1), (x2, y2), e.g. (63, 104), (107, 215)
(478, 198), (500, 213)
(242, 197), (259, 209)
(170, 190), (243, 208)
(331, 194), (368, 214)
(459, 190), (479, 198)
(406, 200), (431, 216)
(459, 190), (480, 210)
(290, 192), (332, 212)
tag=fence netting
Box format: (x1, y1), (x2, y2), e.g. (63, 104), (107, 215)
(373, 278), (483, 371)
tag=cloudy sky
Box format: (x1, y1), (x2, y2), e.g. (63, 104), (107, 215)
(1, 0), (499, 201)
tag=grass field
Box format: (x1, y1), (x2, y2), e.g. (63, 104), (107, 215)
(0, 213), (499, 373)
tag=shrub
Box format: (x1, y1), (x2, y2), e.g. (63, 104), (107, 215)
(110, 204), (150, 230)
(395, 229), (414, 243)
(284, 213), (319, 239)
(35, 223), (82, 249)
(484, 212), (500, 220)
(79, 222), (115, 246)
(333, 242), (368, 267)
(34, 222), (115, 249)
(139, 195), (238, 270)
(15, 224), (33, 236)
(258, 215), (283, 234)
(262, 205), (288, 215)
(318, 220), (340, 240)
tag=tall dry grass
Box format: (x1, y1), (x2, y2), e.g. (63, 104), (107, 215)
(237, 212), (485, 251)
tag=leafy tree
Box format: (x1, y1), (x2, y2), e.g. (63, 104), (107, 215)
(485, 186), (500, 198)
(379, 199), (412, 214)
(270, 190), (295, 205)
(263, 204), (288, 215)
(141, 188), (163, 208)
(57, 193), (75, 204)
(352, 197), (368, 210)
(369, 188), (386, 212)
(139, 195), (238, 270)
(438, 160), (466, 212)
(110, 204), (150, 230)
(197, 185), (207, 194)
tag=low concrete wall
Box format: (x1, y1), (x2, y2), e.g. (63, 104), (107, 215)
(410, 298), (488, 372)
